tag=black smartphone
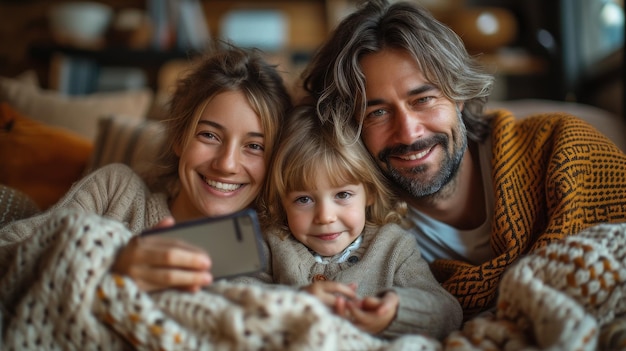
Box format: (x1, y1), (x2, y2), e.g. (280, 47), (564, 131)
(142, 208), (265, 280)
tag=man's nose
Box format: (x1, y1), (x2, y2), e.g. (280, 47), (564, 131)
(393, 107), (425, 144)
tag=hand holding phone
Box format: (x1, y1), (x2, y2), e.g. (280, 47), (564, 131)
(142, 208), (265, 280)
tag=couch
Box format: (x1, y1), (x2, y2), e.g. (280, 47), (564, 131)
(0, 72), (166, 218)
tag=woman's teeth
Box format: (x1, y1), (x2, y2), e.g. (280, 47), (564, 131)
(203, 177), (242, 192)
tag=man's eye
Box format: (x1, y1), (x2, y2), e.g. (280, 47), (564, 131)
(364, 108), (386, 120)
(369, 109), (386, 118)
(416, 96), (434, 105)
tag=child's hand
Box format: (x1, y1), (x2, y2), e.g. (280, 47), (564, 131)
(301, 281), (358, 311)
(346, 291), (399, 334)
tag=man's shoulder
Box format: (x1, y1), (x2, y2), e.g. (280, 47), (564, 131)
(489, 110), (609, 147)
(491, 108), (583, 128)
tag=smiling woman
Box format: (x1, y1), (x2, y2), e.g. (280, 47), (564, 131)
(170, 89), (269, 221)
(0, 43), (292, 295)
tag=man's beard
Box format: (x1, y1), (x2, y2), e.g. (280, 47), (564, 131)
(378, 124), (467, 199)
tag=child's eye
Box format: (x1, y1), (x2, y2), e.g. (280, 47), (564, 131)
(336, 191), (352, 200)
(295, 196), (312, 205)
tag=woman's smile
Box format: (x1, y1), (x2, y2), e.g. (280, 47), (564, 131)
(200, 174), (244, 193)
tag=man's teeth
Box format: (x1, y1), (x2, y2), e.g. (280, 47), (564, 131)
(205, 178), (242, 191)
(400, 148), (430, 161)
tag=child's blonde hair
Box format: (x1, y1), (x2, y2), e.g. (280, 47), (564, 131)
(259, 104), (406, 235)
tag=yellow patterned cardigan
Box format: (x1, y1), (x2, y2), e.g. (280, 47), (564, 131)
(431, 110), (626, 317)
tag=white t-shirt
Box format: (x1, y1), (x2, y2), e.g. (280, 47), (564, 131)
(406, 139), (495, 265)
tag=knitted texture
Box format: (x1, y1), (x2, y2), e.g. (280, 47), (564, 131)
(431, 111), (626, 316)
(1, 209), (131, 350)
(0, 209), (440, 351)
(0, 185), (39, 227)
(444, 222), (626, 351)
(232, 224), (463, 339)
(3, 207), (626, 350)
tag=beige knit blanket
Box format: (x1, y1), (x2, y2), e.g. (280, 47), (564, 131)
(444, 222), (626, 351)
(2, 209), (625, 350)
(0, 209), (433, 350)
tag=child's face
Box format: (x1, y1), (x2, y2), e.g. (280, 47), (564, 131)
(282, 172), (369, 257)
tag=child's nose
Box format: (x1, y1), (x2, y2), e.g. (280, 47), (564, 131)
(314, 202), (337, 224)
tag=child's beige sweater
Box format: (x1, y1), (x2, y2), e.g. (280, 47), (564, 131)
(233, 223), (463, 340)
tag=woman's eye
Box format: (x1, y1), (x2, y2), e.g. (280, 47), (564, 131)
(248, 143), (265, 151)
(199, 131), (217, 140)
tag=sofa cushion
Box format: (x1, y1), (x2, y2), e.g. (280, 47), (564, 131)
(0, 102), (93, 209)
(488, 99), (626, 153)
(86, 115), (165, 176)
(0, 76), (153, 141)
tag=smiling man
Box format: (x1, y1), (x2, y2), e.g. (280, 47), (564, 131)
(301, 0), (626, 318)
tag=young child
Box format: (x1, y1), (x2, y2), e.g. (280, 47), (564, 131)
(232, 105), (462, 340)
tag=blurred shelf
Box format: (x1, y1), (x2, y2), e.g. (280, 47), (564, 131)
(28, 42), (202, 93)
(29, 42), (199, 66)
(477, 49), (548, 76)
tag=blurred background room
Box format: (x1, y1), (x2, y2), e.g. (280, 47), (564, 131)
(0, 0), (623, 116)
(0, 0), (624, 213)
